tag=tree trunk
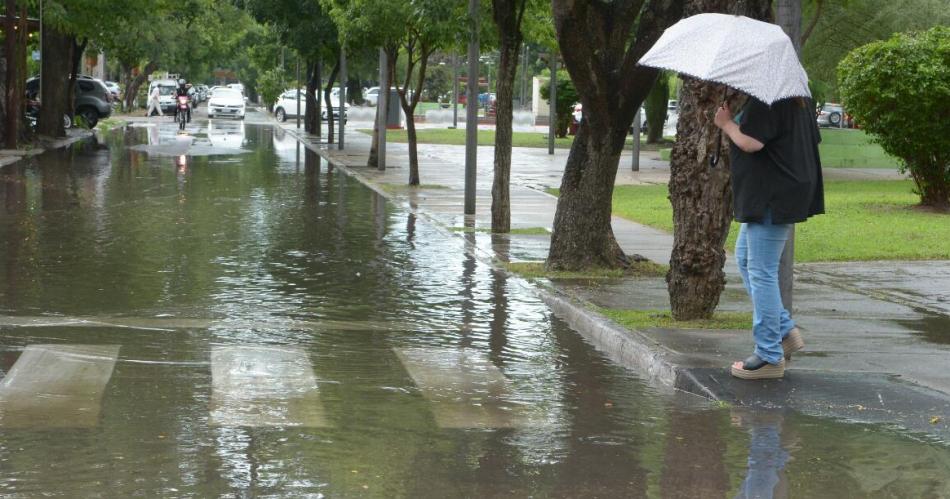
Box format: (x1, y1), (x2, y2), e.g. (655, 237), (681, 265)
(38, 26), (73, 137)
(775, 0), (802, 53)
(14, 1), (26, 142)
(67, 38), (88, 121)
(304, 59), (320, 135)
(395, 45), (426, 186)
(491, 0), (527, 233)
(546, 0), (684, 270)
(324, 57), (340, 144)
(666, 0), (772, 320)
(367, 103), (379, 167)
(124, 61), (157, 112)
(346, 77), (362, 105)
(4, 0), (18, 148)
(644, 75), (669, 144)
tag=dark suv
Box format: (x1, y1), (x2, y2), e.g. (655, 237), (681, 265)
(25, 75), (113, 127)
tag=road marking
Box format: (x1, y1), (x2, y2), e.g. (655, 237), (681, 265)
(210, 345), (328, 427)
(0, 344), (120, 428)
(394, 348), (526, 429)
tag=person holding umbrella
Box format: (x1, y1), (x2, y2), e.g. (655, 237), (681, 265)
(639, 14), (825, 379)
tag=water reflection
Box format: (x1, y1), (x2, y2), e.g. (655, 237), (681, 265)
(0, 126), (948, 496)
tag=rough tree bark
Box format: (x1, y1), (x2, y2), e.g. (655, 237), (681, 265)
(37, 25), (73, 137)
(490, 0), (528, 233)
(123, 61), (157, 112)
(666, 0), (772, 320)
(305, 59), (320, 135)
(324, 56), (340, 144)
(547, 0), (683, 270)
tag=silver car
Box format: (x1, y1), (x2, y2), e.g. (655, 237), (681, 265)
(816, 103), (845, 127)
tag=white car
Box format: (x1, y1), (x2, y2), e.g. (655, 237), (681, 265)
(364, 86), (379, 106)
(272, 88), (348, 123)
(208, 88), (245, 119)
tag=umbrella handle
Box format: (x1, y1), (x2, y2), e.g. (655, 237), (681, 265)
(709, 89), (732, 168)
(709, 129), (722, 168)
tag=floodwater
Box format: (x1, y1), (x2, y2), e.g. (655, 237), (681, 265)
(0, 121), (948, 497)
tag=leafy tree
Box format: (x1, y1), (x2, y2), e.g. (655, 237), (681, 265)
(538, 70), (576, 137)
(803, 0), (950, 98)
(545, 0), (682, 270)
(325, 0), (460, 184)
(838, 26), (949, 209)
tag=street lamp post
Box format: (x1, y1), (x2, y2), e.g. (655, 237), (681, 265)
(464, 0), (478, 216)
(338, 48), (346, 150)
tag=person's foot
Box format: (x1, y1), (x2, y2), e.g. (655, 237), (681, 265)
(730, 355), (785, 380)
(782, 327), (805, 362)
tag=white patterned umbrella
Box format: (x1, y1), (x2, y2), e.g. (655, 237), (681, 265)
(638, 13), (810, 105)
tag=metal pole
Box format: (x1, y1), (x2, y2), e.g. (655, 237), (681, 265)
(338, 48), (346, 150)
(464, 0), (479, 215)
(521, 45), (528, 110)
(377, 48), (388, 171)
(452, 53), (459, 129)
(548, 55), (556, 155)
(38, 0), (42, 103)
(295, 57), (301, 129)
(632, 109), (641, 172)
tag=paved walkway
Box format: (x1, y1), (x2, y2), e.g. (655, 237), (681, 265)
(279, 118), (950, 436)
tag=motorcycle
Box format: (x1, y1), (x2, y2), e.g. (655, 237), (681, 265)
(25, 99), (72, 130)
(176, 95), (190, 131)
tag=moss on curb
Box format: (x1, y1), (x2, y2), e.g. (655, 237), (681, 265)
(599, 308), (751, 330)
(378, 183), (451, 194)
(503, 260), (668, 279)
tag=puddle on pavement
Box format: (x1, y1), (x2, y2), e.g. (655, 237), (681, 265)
(0, 125), (947, 497)
(897, 313), (950, 345)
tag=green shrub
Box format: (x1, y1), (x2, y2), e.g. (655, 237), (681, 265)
(257, 68), (286, 111)
(838, 26), (950, 209)
(539, 70), (578, 138)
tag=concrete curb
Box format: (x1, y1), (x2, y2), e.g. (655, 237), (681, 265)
(0, 130), (95, 170)
(278, 123), (721, 402)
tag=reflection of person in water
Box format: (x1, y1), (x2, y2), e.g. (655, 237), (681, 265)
(732, 409), (794, 499)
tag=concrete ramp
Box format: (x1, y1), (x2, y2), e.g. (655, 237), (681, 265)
(210, 345), (328, 427)
(394, 348), (526, 429)
(0, 344), (120, 428)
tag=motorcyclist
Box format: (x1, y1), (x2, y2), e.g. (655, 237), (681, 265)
(175, 79), (192, 122)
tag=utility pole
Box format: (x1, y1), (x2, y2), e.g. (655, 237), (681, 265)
(338, 48), (346, 150)
(548, 55), (556, 155)
(377, 48), (388, 171)
(631, 109), (641, 171)
(295, 56), (301, 129)
(452, 53), (459, 129)
(776, 0), (802, 311)
(464, 0), (478, 215)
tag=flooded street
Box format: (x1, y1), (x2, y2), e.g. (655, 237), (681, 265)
(0, 119), (948, 497)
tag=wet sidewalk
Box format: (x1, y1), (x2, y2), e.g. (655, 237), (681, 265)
(280, 120), (950, 438)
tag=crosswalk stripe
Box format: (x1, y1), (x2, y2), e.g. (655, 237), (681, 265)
(0, 344), (120, 428)
(210, 345), (328, 427)
(394, 348), (527, 429)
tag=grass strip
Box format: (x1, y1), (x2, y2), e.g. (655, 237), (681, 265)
(608, 180), (949, 262)
(599, 308), (752, 330)
(503, 260), (668, 279)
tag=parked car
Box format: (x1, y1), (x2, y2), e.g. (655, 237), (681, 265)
(364, 86), (379, 106)
(104, 80), (120, 100)
(272, 88), (348, 123)
(25, 75), (113, 127)
(817, 103), (846, 127)
(207, 87), (245, 119)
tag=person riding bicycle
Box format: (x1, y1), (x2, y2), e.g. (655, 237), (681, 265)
(175, 79), (192, 122)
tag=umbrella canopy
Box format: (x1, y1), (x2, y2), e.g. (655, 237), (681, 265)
(638, 13), (810, 105)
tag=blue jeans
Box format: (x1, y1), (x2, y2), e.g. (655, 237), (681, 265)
(735, 212), (795, 364)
